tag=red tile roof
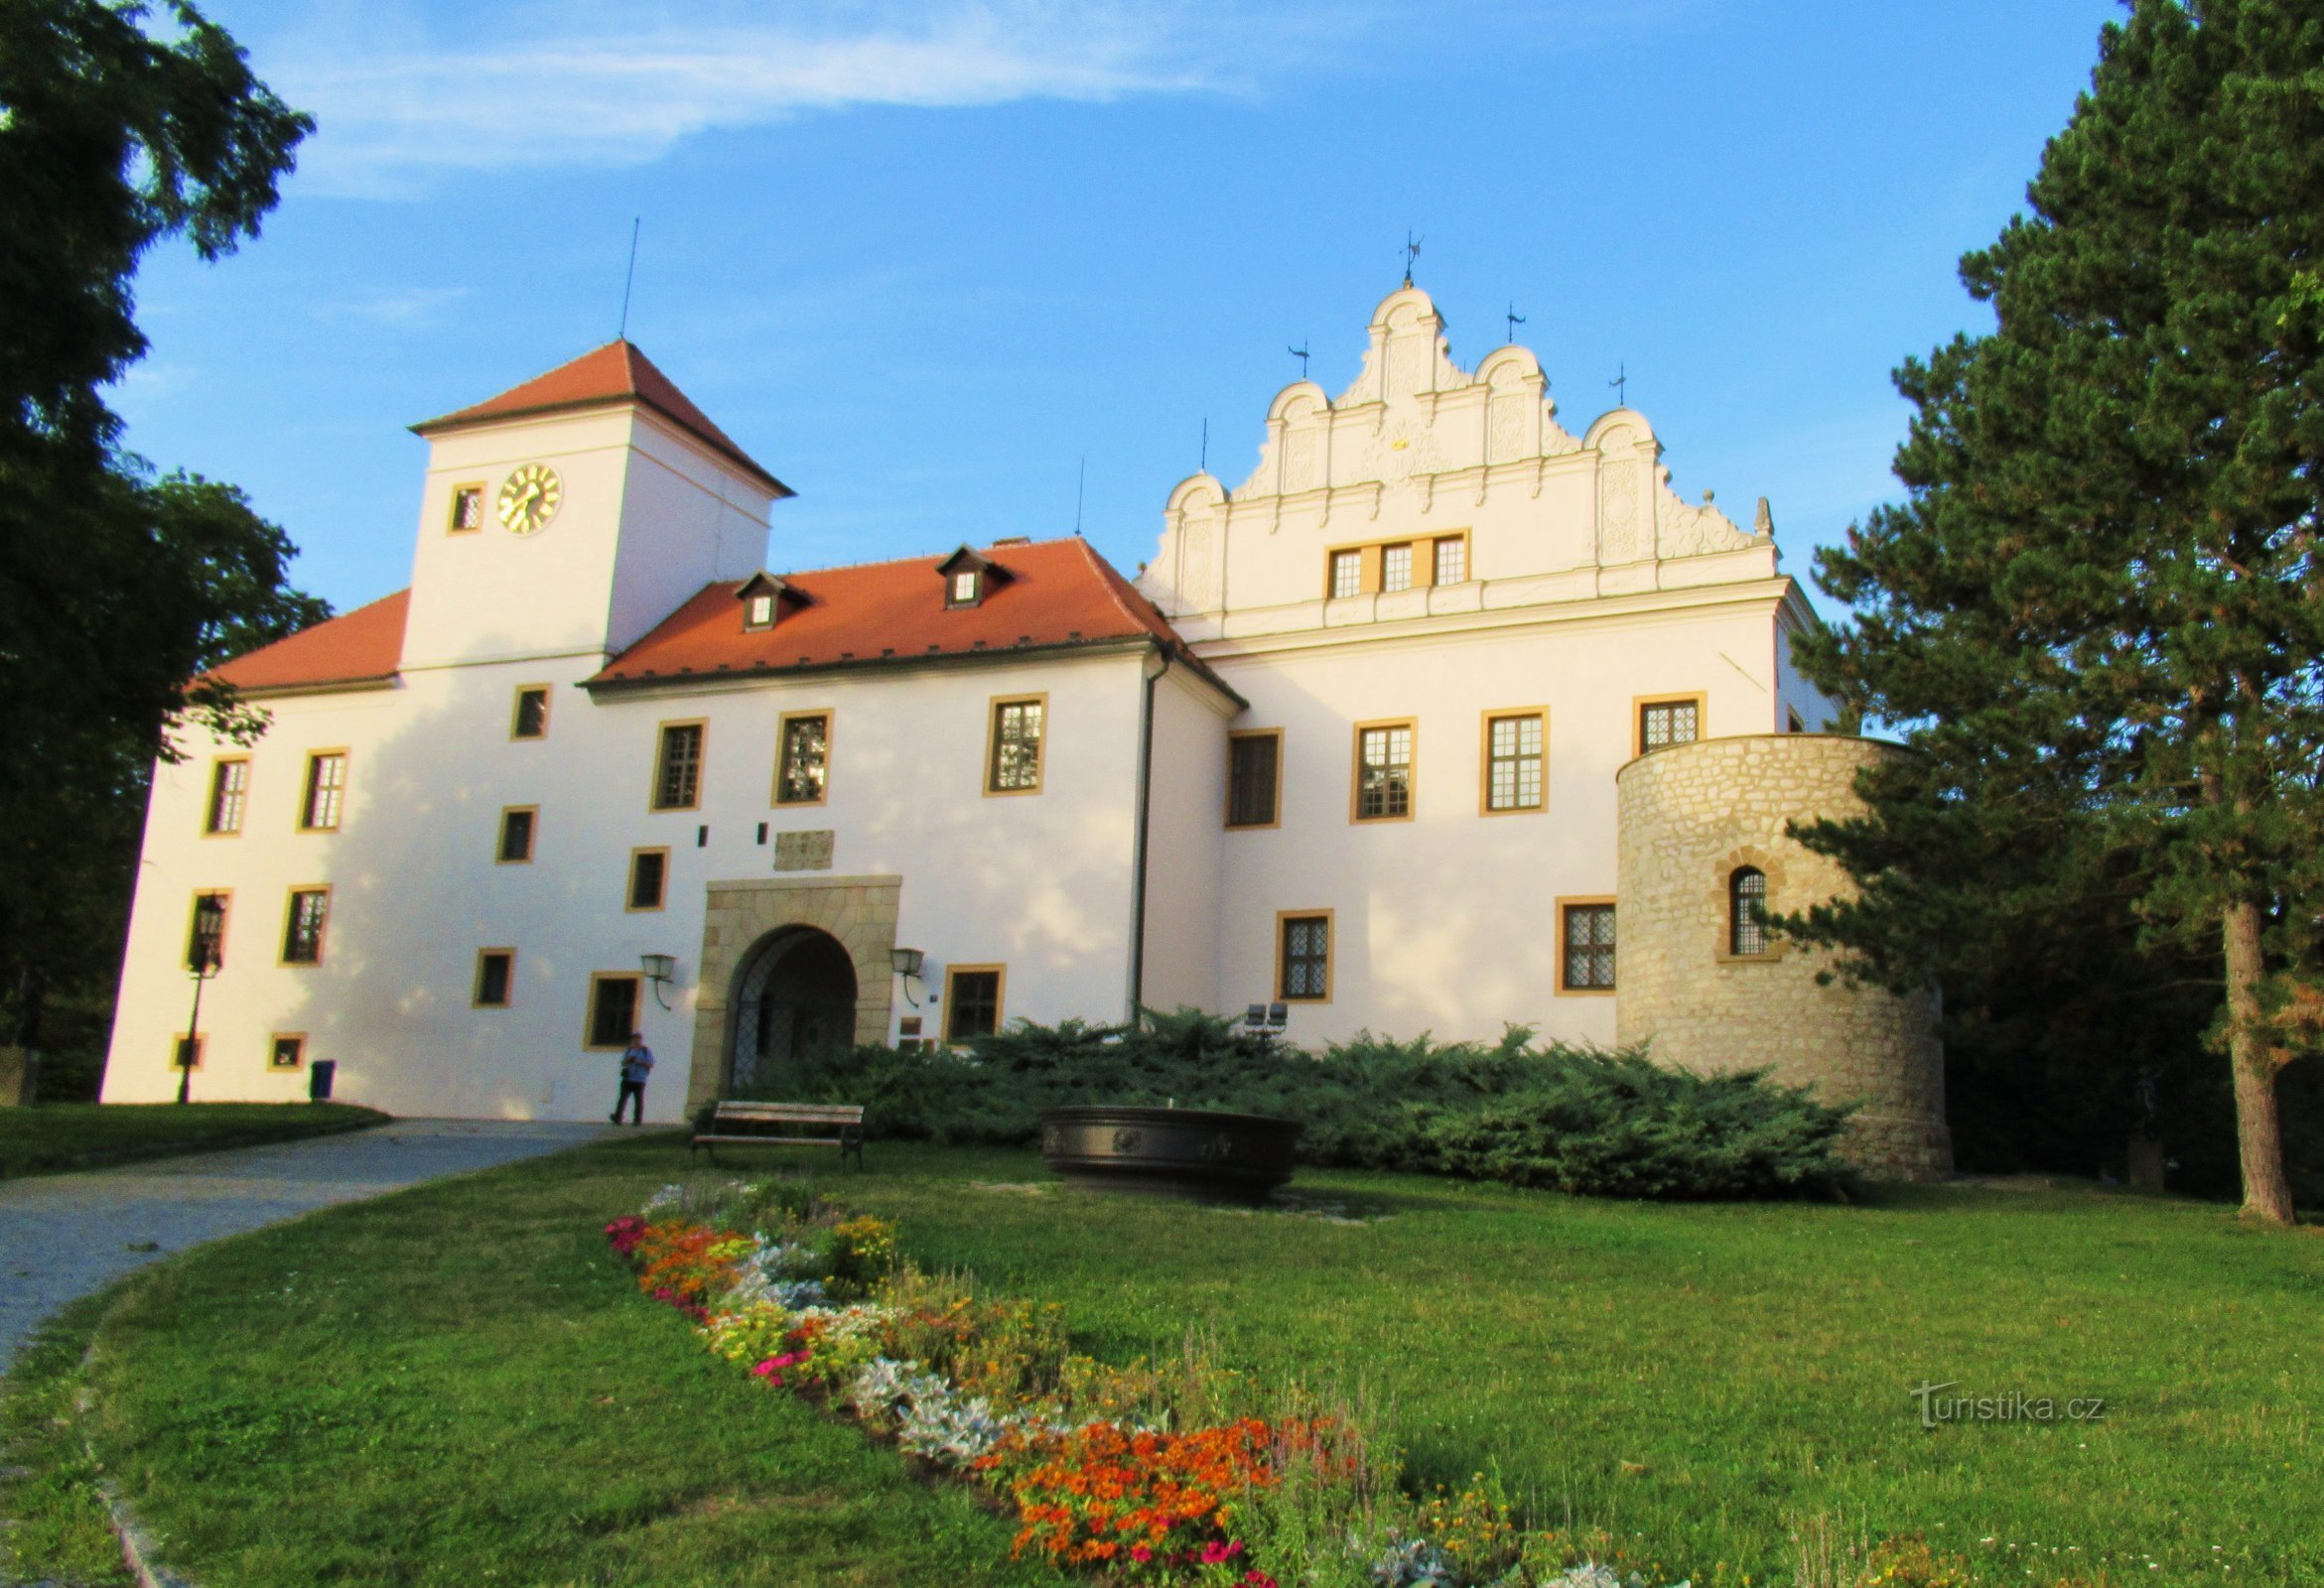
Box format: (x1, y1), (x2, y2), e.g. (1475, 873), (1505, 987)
(590, 538), (1236, 700)
(208, 590), (409, 695)
(411, 340), (789, 496)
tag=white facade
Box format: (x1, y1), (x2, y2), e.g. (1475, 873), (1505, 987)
(104, 287), (1842, 1124)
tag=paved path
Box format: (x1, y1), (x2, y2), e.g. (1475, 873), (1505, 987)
(0, 1119), (609, 1372)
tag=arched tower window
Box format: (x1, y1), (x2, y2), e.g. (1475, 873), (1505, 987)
(1729, 866), (1768, 956)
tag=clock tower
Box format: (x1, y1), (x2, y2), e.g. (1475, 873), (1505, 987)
(400, 340), (790, 672)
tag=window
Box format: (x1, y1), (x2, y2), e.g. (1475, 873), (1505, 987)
(653, 722), (705, 810)
(448, 484), (484, 533)
(776, 712), (831, 805)
(497, 806), (537, 863)
(1434, 536), (1467, 586)
(269, 1034), (306, 1070)
(204, 757), (249, 835)
(1278, 911), (1332, 1001)
(172, 1033), (205, 1071)
(1226, 730), (1283, 829)
(1729, 867), (1770, 956)
(1352, 720), (1415, 822)
(474, 949), (514, 1008)
(185, 891), (229, 972)
(1637, 697), (1703, 755)
(1329, 550), (1362, 599)
(950, 570), (981, 606)
(511, 686), (550, 739)
(587, 974), (642, 1050)
(1560, 901), (1617, 992)
(280, 887), (329, 966)
(1381, 543), (1414, 593)
(944, 966), (1005, 1042)
(300, 751), (346, 831)
(746, 593), (775, 630)
(987, 696), (1045, 794)
(1482, 711), (1546, 813)
(627, 848), (669, 911)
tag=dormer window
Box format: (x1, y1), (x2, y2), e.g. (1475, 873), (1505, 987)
(936, 545), (1004, 609)
(735, 572), (791, 633)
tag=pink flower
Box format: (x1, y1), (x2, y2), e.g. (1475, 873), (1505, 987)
(1199, 1540), (1244, 1564)
(1244, 1573), (1277, 1588)
(1130, 1544), (1154, 1563)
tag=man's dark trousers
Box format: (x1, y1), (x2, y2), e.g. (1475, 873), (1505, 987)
(613, 1081), (646, 1125)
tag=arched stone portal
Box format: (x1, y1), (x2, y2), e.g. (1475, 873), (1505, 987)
(687, 874), (900, 1110)
(728, 927), (859, 1093)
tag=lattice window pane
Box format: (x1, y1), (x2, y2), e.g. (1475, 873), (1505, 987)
(779, 715), (829, 803)
(1564, 904), (1616, 990)
(1381, 544), (1413, 593)
(1434, 537), (1466, 585)
(1331, 551), (1362, 599)
(1487, 715), (1543, 811)
(1730, 867), (1769, 956)
(1357, 726), (1413, 819)
(1641, 701), (1700, 750)
(655, 726), (703, 809)
(992, 701), (1044, 790)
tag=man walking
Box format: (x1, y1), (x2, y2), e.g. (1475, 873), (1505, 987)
(612, 1030), (653, 1125)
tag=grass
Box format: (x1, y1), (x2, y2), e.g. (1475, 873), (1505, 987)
(5, 1134), (2320, 1586)
(0, 1101), (387, 1179)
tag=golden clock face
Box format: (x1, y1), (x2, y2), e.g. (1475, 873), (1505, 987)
(496, 463), (562, 536)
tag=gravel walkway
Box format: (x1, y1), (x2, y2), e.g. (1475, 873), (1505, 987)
(0, 1118), (610, 1372)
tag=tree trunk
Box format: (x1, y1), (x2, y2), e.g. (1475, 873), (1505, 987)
(2222, 900), (2297, 1226)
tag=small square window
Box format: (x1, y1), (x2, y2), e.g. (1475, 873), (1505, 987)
(746, 594), (775, 630)
(269, 1034), (306, 1070)
(1329, 550), (1362, 599)
(205, 758), (248, 835)
(949, 571), (981, 606)
(1434, 536), (1466, 586)
(944, 967), (1004, 1042)
(1640, 699), (1701, 752)
(587, 975), (642, 1050)
(281, 887), (329, 965)
(627, 848), (668, 911)
(1381, 543), (1414, 593)
(475, 949), (514, 1008)
(1279, 913), (1331, 1001)
(172, 1033), (205, 1071)
(448, 485), (484, 533)
(511, 687), (550, 739)
(497, 806), (536, 863)
(300, 751), (346, 831)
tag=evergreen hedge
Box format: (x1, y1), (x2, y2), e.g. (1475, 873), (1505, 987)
(730, 1010), (1855, 1201)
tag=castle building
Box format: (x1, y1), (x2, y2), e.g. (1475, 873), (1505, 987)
(102, 286), (1952, 1177)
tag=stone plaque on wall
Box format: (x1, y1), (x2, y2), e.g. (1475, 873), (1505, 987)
(772, 830), (834, 871)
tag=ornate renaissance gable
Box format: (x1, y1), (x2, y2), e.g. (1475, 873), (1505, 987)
(1141, 285), (1778, 631)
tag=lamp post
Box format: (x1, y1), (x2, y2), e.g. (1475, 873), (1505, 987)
(178, 894), (225, 1106)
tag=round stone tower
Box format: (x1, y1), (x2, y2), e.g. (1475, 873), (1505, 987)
(1614, 734), (1952, 1180)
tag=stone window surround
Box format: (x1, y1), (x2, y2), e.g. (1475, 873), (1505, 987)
(269, 1031), (307, 1070)
(984, 693), (1047, 797)
(510, 684), (552, 740)
(687, 874), (901, 1110)
(774, 708), (834, 807)
(279, 884), (331, 967)
(1477, 707), (1549, 816)
(203, 755), (250, 837)
(943, 963), (1008, 1043)
(651, 720), (708, 812)
(627, 847), (671, 912)
(1319, 531), (1470, 601)
(585, 972), (643, 1051)
(1276, 907), (1334, 1002)
(1348, 718), (1417, 824)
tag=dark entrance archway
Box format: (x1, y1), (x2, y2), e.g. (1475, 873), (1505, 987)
(727, 927), (860, 1094)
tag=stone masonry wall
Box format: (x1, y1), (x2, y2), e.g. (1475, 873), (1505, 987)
(1615, 735), (1952, 1180)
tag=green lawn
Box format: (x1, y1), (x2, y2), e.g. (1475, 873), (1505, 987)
(0, 1102), (387, 1179)
(5, 1134), (2317, 1587)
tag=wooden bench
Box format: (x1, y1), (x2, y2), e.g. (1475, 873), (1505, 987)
(691, 1101), (865, 1168)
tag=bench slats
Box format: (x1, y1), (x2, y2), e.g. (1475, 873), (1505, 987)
(691, 1099), (867, 1169)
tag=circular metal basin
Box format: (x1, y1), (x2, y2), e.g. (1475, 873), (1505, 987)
(1038, 1105), (1300, 1201)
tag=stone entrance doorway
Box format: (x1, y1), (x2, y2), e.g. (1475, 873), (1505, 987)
(687, 875), (900, 1110)
(728, 927), (858, 1093)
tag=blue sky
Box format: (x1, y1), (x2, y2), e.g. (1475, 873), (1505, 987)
(117, 0), (2122, 617)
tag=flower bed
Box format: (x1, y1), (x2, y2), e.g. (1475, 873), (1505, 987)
(604, 1180), (2071, 1588)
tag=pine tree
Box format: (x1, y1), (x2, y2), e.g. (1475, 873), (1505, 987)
(1791, 0), (2324, 1225)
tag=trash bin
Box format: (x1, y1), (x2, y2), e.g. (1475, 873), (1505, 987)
(309, 1059), (337, 1102)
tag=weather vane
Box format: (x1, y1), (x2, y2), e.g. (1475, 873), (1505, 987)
(1505, 302), (1526, 345)
(1402, 230), (1424, 286)
(1290, 341), (1310, 380)
(1609, 361), (1628, 407)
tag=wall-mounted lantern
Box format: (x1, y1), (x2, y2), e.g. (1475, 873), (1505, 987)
(640, 953), (679, 1010)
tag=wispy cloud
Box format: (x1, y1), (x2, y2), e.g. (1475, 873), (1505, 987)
(261, 1), (1274, 198)
(252, 0), (1698, 198)
(324, 284), (479, 327)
